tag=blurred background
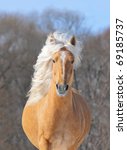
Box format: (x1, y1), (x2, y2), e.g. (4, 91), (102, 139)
(0, 0), (110, 150)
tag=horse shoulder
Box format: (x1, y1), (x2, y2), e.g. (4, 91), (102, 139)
(22, 101), (41, 149)
(72, 89), (91, 139)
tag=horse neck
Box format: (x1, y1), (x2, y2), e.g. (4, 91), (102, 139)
(47, 80), (73, 108)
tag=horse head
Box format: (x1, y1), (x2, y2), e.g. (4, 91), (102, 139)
(51, 36), (76, 96)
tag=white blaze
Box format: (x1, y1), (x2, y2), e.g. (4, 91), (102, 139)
(60, 51), (66, 80)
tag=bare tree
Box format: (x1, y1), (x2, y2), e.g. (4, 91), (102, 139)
(38, 8), (88, 36)
(77, 28), (110, 150)
(0, 11), (109, 150)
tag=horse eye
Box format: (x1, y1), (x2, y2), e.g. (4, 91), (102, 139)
(52, 59), (55, 63)
(71, 60), (74, 64)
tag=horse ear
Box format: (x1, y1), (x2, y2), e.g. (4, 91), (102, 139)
(69, 36), (76, 46)
(46, 33), (56, 45)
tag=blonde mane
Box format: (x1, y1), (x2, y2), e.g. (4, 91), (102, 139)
(27, 32), (82, 104)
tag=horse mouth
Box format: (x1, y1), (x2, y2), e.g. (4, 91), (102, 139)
(56, 84), (69, 96)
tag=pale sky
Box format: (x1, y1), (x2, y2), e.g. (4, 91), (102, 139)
(0, 0), (110, 33)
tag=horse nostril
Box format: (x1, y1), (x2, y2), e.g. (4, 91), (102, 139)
(56, 84), (69, 91)
(65, 84), (69, 91)
(56, 84), (58, 89)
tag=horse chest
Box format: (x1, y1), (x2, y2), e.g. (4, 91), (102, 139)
(42, 106), (69, 137)
(47, 116), (82, 150)
(41, 106), (81, 144)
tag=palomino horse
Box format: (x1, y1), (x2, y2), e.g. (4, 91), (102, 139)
(22, 32), (91, 150)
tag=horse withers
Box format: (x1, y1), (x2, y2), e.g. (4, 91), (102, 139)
(22, 32), (91, 150)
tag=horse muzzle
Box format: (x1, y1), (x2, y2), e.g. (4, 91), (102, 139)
(56, 84), (69, 96)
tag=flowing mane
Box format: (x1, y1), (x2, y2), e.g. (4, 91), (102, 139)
(27, 32), (82, 104)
